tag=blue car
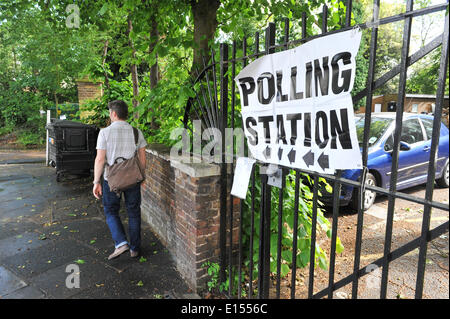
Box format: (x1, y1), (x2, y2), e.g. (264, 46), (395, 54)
(322, 112), (449, 210)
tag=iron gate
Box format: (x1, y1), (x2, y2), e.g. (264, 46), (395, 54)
(183, 0), (449, 299)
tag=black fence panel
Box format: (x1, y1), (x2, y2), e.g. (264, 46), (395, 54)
(184, 0), (450, 299)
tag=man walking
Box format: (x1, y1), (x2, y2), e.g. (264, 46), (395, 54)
(92, 100), (147, 260)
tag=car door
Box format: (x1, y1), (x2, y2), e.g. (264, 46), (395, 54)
(396, 118), (428, 188)
(420, 117), (448, 178)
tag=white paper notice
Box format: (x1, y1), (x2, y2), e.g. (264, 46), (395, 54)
(231, 157), (256, 199)
(234, 29), (363, 174)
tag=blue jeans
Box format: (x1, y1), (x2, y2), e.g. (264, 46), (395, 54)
(102, 180), (141, 252)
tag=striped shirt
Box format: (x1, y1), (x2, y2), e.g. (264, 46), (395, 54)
(96, 121), (147, 180)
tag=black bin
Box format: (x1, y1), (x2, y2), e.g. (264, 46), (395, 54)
(46, 120), (99, 182)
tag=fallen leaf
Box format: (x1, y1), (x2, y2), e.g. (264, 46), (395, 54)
(137, 280), (144, 287)
(75, 259), (85, 264)
(139, 256), (147, 263)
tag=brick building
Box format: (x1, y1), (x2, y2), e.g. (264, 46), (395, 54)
(356, 93), (450, 126)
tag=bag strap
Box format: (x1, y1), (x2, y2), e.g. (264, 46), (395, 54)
(108, 127), (140, 166)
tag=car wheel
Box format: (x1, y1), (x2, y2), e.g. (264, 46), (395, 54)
(349, 172), (377, 211)
(363, 173), (377, 210)
(436, 161), (449, 188)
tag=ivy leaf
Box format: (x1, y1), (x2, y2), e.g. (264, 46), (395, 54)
(281, 264), (290, 277)
(281, 250), (292, 264)
(139, 256), (147, 263)
(318, 255), (328, 271)
(298, 249), (310, 267)
(75, 259), (85, 264)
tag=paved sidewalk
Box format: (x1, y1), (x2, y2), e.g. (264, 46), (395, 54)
(0, 150), (46, 165)
(0, 158), (192, 299)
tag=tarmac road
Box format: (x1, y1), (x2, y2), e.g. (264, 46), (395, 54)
(0, 151), (193, 299)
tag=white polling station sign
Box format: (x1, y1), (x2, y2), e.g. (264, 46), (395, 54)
(235, 29), (363, 174)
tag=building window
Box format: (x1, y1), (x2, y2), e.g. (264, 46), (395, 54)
(411, 103), (418, 113)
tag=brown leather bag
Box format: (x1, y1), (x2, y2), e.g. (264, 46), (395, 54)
(106, 127), (145, 195)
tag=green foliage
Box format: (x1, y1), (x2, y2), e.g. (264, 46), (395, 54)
(407, 47), (450, 96)
(202, 261), (227, 293)
(129, 76), (194, 146)
(80, 79), (133, 128)
(0, 79), (50, 139)
(16, 131), (44, 146)
(242, 170), (342, 283)
(200, 173), (341, 296)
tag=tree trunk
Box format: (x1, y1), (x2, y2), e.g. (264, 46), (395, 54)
(190, 0), (221, 76)
(102, 39), (110, 90)
(12, 47), (17, 75)
(149, 6), (159, 90)
(54, 92), (59, 117)
(127, 15), (140, 109)
(148, 3), (159, 130)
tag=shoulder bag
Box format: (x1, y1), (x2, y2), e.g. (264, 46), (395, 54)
(106, 127), (145, 195)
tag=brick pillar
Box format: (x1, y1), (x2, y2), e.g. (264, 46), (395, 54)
(141, 143), (240, 292)
(76, 78), (103, 119)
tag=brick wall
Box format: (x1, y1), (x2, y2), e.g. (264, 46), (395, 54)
(76, 80), (103, 119)
(77, 81), (103, 104)
(141, 143), (240, 292)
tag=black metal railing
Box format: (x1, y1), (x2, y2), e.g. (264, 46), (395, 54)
(184, 0), (449, 299)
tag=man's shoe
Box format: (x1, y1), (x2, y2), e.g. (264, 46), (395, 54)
(130, 250), (139, 258)
(108, 244), (129, 260)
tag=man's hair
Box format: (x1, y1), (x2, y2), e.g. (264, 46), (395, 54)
(108, 100), (129, 120)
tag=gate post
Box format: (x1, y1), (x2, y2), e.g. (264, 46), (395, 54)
(257, 22), (276, 299)
(258, 172), (272, 299)
(219, 43), (229, 284)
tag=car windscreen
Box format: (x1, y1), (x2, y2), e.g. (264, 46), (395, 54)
(356, 116), (393, 146)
